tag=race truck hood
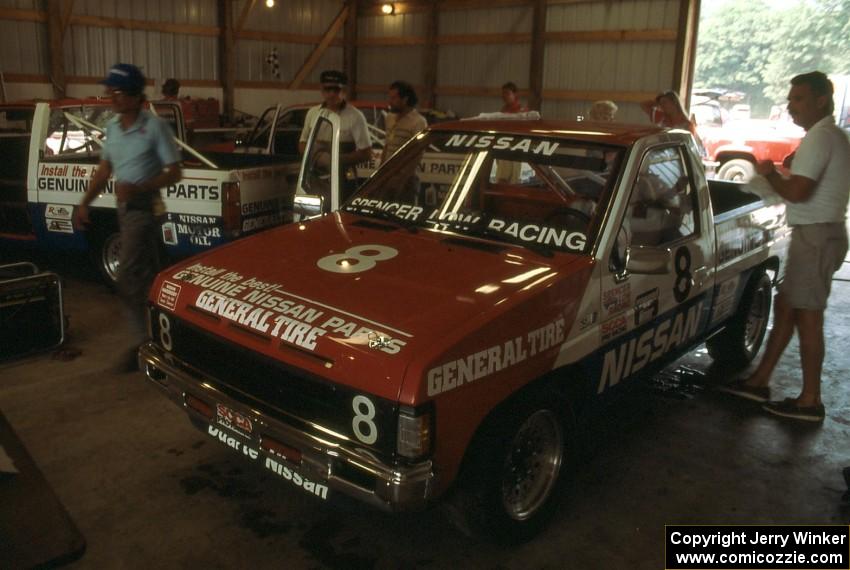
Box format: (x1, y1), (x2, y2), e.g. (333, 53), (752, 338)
(151, 211), (589, 401)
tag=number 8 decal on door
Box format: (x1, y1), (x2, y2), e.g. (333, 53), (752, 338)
(317, 245), (398, 274)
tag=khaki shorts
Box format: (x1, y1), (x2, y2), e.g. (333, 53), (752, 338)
(779, 222), (848, 310)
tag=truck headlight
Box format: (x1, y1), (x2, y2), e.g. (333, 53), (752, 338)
(396, 404), (433, 460)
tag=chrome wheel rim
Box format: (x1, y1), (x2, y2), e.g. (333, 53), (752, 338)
(744, 281), (770, 354)
(101, 233), (122, 283)
(501, 409), (563, 521)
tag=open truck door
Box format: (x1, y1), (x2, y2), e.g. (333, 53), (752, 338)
(293, 109), (340, 219)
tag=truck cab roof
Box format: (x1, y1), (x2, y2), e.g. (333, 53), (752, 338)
(429, 119), (669, 147)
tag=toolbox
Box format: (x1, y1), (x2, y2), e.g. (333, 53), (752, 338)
(0, 262), (64, 361)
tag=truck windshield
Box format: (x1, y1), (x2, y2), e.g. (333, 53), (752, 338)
(343, 131), (623, 255)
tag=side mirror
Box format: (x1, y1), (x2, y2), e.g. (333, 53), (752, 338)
(626, 245), (672, 275)
(293, 194), (324, 220)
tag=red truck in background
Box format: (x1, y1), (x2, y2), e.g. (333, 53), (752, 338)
(692, 90), (804, 182)
(698, 119), (803, 181)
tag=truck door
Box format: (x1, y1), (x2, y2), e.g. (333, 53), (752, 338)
(597, 142), (713, 393)
(294, 109), (340, 218)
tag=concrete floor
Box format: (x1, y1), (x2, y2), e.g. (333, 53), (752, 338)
(2, 252), (849, 569)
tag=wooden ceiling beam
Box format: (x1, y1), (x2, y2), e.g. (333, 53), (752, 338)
(289, 4), (350, 90)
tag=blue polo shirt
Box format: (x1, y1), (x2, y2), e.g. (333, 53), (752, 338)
(100, 110), (180, 185)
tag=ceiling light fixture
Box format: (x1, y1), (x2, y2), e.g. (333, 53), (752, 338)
(381, 3), (395, 15)
(265, 0), (274, 7)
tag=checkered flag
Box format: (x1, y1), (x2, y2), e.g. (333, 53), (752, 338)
(265, 48), (280, 79)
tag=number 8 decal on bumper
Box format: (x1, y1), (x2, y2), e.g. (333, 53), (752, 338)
(317, 245), (398, 274)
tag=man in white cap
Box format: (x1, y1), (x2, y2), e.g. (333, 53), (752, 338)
(299, 69), (372, 202)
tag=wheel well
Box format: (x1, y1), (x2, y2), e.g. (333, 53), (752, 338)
(762, 256), (780, 285)
(717, 153), (755, 165)
(452, 367), (583, 487)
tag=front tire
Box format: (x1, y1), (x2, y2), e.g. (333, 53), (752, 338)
(707, 271), (772, 368)
(717, 158), (755, 182)
(449, 391), (573, 543)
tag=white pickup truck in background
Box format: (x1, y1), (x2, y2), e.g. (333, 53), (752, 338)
(0, 99), (298, 284)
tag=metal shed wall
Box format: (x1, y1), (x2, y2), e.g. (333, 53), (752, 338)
(64, 0), (219, 81)
(435, 4), (531, 102)
(234, 0), (344, 84)
(357, 11), (426, 92)
(0, 0), (47, 76)
(1, 0), (690, 121)
(543, 0), (681, 123)
(354, 0), (683, 122)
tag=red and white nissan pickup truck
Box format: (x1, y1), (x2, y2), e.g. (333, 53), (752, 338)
(139, 113), (789, 541)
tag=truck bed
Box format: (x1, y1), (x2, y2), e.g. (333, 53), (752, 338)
(708, 179), (762, 220)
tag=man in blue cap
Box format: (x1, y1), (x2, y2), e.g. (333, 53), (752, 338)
(74, 63), (182, 371)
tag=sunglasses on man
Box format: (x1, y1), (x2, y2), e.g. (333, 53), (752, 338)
(321, 85), (342, 93)
(106, 89), (141, 99)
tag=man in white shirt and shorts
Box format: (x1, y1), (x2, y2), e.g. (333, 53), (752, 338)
(721, 71), (850, 422)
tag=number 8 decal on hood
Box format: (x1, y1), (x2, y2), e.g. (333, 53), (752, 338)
(317, 245), (399, 274)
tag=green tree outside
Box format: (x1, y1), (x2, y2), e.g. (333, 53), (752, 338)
(695, 0), (850, 117)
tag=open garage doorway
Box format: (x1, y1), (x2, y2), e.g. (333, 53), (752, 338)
(689, 0), (850, 181)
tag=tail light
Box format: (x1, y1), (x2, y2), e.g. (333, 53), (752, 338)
(222, 182), (242, 238)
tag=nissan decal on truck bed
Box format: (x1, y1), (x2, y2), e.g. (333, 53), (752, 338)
(139, 111), (789, 542)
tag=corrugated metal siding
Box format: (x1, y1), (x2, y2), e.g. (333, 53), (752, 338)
(545, 0), (679, 92)
(73, 0), (216, 24)
(0, 20), (48, 74)
(420, 0), (680, 121)
(233, 0), (344, 83)
(357, 13), (426, 87)
(0, 0), (41, 9)
(358, 12), (426, 38)
(66, 28), (219, 80)
(543, 0), (680, 123)
(0, 0), (46, 75)
(62, 0), (218, 80)
(236, 41), (342, 84)
(237, 0), (344, 34)
(547, 0), (680, 31)
(438, 44), (530, 89)
(358, 46), (423, 87)
(438, 5), (532, 35)
(436, 5), (531, 89)
(544, 40), (675, 93)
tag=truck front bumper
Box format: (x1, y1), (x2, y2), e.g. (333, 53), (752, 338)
(138, 342), (434, 512)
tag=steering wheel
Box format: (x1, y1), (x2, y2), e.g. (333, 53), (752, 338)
(545, 206), (591, 228)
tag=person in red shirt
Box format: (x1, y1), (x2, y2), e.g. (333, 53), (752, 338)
(500, 82), (527, 113)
